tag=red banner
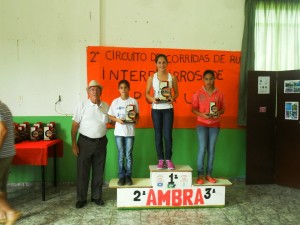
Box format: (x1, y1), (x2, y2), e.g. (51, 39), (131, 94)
(87, 46), (241, 128)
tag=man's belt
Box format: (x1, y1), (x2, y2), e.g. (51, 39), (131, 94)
(79, 134), (105, 142)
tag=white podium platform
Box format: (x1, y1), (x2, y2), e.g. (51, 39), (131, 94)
(109, 178), (152, 188)
(109, 165), (232, 209)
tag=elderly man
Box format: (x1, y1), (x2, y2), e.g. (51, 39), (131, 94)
(0, 100), (21, 224)
(71, 80), (110, 209)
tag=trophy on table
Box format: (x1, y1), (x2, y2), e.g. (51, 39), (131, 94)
(156, 81), (172, 103)
(123, 104), (137, 123)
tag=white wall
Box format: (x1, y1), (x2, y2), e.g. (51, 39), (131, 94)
(0, 0), (244, 116)
(0, 0), (100, 116)
(101, 0), (244, 50)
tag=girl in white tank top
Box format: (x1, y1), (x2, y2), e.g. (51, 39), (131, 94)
(152, 72), (173, 110)
(145, 54), (179, 170)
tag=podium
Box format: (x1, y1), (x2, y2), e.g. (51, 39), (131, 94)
(109, 165), (232, 209)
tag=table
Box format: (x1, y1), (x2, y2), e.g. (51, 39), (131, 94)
(13, 139), (63, 201)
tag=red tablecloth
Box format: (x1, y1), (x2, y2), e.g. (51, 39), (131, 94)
(13, 139), (63, 166)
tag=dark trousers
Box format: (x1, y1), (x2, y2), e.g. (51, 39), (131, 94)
(76, 135), (107, 201)
(0, 156), (13, 192)
(151, 108), (174, 160)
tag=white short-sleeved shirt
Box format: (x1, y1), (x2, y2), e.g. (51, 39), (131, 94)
(152, 73), (174, 110)
(72, 99), (109, 138)
(108, 97), (139, 136)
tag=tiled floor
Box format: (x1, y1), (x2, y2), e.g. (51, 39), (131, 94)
(6, 180), (300, 225)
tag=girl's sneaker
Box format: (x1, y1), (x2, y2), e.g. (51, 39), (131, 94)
(157, 160), (164, 169)
(166, 160), (175, 170)
(197, 176), (204, 185)
(205, 175), (216, 183)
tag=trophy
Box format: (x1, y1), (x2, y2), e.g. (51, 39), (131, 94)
(209, 102), (218, 116)
(14, 123), (22, 143)
(44, 122), (56, 140)
(32, 122), (44, 140)
(156, 81), (172, 103)
(30, 126), (40, 141)
(124, 105), (137, 123)
(19, 122), (30, 141)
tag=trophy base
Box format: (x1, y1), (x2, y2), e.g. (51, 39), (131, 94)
(156, 99), (171, 104)
(121, 119), (136, 123)
(206, 113), (218, 117)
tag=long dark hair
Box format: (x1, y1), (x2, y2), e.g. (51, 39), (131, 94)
(118, 79), (130, 89)
(155, 54), (168, 63)
(203, 70), (215, 78)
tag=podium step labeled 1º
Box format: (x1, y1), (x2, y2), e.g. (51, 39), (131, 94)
(149, 165), (193, 188)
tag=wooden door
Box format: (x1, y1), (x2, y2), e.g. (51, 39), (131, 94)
(275, 70), (300, 188)
(246, 71), (277, 184)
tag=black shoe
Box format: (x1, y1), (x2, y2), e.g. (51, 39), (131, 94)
(118, 177), (125, 186)
(75, 200), (87, 208)
(91, 198), (104, 206)
(126, 176), (133, 185)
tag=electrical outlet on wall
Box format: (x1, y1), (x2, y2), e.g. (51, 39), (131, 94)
(17, 96), (23, 102)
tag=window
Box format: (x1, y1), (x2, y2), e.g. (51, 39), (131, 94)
(254, 2), (300, 71)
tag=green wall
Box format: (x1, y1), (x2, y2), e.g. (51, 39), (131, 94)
(10, 116), (246, 183)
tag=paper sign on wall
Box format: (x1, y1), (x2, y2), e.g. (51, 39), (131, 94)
(285, 102), (299, 120)
(284, 80), (300, 93)
(258, 76), (270, 94)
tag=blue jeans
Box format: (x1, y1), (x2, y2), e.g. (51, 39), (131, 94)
(196, 126), (220, 176)
(151, 108), (174, 160)
(115, 136), (134, 178)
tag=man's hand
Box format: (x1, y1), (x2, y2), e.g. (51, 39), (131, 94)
(72, 143), (79, 157)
